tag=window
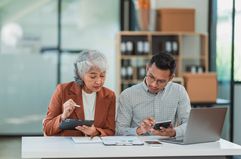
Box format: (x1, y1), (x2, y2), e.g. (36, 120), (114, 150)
(0, 0), (119, 135)
(216, 0), (241, 82)
(234, 1), (241, 81)
(216, 0), (233, 82)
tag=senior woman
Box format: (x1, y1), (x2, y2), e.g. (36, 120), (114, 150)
(43, 50), (116, 136)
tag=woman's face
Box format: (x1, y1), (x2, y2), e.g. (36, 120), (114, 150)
(82, 67), (106, 93)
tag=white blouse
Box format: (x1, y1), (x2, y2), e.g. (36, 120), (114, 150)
(82, 90), (96, 120)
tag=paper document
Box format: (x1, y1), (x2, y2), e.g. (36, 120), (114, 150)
(101, 136), (144, 146)
(72, 137), (102, 144)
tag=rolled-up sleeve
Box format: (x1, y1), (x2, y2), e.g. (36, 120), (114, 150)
(116, 92), (138, 135)
(174, 86), (191, 137)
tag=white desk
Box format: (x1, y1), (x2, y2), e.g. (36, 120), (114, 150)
(22, 136), (241, 159)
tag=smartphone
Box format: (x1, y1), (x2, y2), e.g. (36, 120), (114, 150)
(153, 120), (171, 130)
(145, 140), (162, 146)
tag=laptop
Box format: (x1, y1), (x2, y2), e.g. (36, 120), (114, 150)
(160, 107), (227, 145)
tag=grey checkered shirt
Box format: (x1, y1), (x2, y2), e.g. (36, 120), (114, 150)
(116, 81), (191, 137)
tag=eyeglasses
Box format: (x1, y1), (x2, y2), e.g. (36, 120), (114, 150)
(146, 74), (168, 86)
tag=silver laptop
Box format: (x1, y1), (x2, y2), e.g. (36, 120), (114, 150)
(160, 107), (227, 145)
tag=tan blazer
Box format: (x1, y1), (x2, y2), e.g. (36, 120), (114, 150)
(43, 81), (116, 136)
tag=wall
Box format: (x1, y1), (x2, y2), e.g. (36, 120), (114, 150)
(155, 0), (209, 33)
(234, 84), (241, 145)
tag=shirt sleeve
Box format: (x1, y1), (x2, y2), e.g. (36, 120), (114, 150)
(116, 91), (138, 136)
(174, 85), (191, 137)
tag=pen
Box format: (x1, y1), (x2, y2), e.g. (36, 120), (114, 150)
(74, 104), (80, 108)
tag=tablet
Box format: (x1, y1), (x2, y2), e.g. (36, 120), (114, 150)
(59, 119), (94, 130)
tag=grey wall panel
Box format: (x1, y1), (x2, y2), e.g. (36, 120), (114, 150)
(0, 54), (57, 135)
(234, 84), (241, 145)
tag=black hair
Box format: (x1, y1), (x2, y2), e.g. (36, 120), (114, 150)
(149, 53), (176, 75)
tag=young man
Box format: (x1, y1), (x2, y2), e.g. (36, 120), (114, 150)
(116, 53), (191, 137)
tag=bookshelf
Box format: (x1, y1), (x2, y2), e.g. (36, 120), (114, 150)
(116, 31), (208, 93)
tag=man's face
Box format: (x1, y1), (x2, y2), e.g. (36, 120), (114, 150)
(145, 63), (174, 94)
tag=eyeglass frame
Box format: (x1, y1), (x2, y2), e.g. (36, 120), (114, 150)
(145, 73), (172, 86)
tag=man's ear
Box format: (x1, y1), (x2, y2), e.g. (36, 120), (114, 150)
(146, 64), (150, 72)
(169, 74), (175, 82)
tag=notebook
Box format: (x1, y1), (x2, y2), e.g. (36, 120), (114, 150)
(72, 137), (102, 144)
(160, 107), (227, 145)
(101, 136), (144, 146)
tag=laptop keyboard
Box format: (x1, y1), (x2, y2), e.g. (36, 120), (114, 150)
(160, 137), (184, 143)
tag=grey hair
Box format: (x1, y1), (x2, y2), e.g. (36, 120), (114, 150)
(74, 50), (107, 86)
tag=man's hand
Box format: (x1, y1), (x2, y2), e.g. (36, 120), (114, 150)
(136, 117), (155, 135)
(151, 123), (176, 137)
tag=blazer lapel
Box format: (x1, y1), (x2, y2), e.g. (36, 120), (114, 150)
(74, 93), (85, 120)
(94, 89), (106, 125)
(69, 83), (85, 120)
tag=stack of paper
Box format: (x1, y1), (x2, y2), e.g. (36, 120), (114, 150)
(101, 136), (144, 146)
(72, 137), (102, 144)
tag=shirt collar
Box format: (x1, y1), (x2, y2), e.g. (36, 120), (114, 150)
(142, 78), (149, 92)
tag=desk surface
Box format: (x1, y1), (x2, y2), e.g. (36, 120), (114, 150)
(22, 136), (241, 159)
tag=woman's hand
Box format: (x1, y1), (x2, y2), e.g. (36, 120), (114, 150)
(61, 99), (79, 121)
(75, 125), (99, 136)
